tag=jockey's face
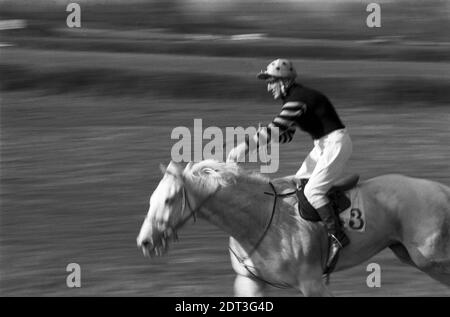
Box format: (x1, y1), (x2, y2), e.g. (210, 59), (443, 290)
(266, 78), (283, 100)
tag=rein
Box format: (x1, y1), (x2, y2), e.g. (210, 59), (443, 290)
(228, 181), (297, 289)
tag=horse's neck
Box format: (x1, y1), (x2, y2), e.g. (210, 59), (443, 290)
(194, 179), (326, 269)
(199, 182), (275, 245)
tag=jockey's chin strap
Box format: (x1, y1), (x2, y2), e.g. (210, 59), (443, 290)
(228, 181), (297, 289)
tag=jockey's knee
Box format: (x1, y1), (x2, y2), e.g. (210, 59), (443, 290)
(304, 185), (329, 209)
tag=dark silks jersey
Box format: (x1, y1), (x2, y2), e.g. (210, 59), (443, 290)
(255, 83), (345, 146)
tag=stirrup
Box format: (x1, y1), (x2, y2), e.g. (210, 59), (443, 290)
(329, 234), (344, 248)
(323, 234), (343, 277)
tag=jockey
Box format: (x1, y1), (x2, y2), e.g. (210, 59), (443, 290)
(227, 58), (353, 271)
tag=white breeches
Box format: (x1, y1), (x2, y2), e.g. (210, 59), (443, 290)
(295, 128), (352, 209)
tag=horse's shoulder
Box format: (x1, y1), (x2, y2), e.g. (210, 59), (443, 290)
(272, 174), (296, 184)
(271, 175), (298, 192)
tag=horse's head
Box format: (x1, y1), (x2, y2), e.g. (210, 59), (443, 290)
(137, 159), (250, 258)
(137, 161), (194, 257)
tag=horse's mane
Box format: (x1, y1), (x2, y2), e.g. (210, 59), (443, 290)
(183, 159), (269, 193)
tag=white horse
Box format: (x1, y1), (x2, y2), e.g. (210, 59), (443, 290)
(137, 160), (450, 296)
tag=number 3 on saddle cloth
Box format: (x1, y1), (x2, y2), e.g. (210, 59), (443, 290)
(296, 174), (361, 227)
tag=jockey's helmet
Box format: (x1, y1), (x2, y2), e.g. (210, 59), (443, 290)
(257, 59), (297, 80)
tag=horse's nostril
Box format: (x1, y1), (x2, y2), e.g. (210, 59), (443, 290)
(142, 240), (150, 247)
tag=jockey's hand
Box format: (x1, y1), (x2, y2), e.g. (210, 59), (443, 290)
(226, 142), (247, 163)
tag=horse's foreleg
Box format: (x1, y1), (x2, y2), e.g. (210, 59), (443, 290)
(229, 240), (266, 296)
(298, 279), (333, 297)
(297, 265), (332, 296)
(234, 274), (266, 297)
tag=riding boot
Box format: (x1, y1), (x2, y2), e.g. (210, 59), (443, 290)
(316, 203), (350, 273)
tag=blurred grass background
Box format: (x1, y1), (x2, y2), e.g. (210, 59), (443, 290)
(0, 0), (449, 296)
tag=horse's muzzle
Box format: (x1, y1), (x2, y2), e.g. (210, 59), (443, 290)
(137, 229), (176, 258)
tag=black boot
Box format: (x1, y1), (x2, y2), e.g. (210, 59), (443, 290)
(316, 203), (350, 273)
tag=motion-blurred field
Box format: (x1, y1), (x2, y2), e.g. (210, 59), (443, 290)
(1, 0), (450, 296)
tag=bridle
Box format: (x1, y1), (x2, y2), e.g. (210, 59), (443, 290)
(162, 171), (220, 238)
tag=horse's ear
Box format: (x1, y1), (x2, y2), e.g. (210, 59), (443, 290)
(184, 161), (194, 172)
(159, 163), (167, 175)
(167, 161), (183, 176)
(181, 161), (194, 183)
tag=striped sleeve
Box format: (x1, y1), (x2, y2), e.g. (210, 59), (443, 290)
(272, 101), (306, 131)
(252, 101), (305, 147)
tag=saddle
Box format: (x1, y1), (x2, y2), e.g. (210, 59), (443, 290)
(296, 174), (359, 222)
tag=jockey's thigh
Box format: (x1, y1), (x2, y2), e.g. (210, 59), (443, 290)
(304, 129), (352, 209)
(295, 140), (322, 180)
